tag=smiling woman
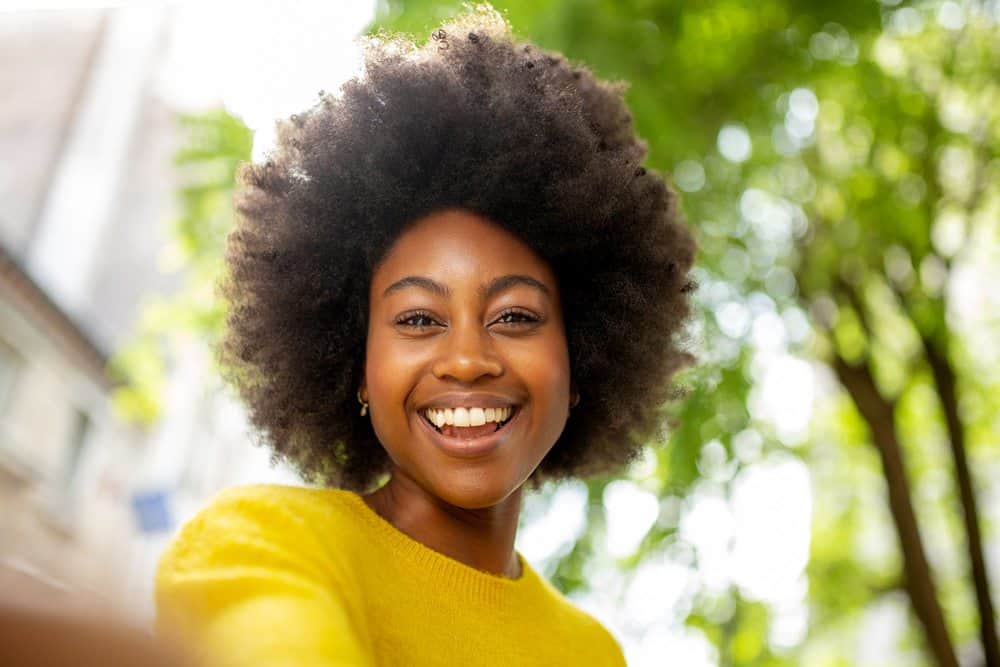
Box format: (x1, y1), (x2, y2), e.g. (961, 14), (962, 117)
(361, 209), (574, 524)
(155, 4), (697, 666)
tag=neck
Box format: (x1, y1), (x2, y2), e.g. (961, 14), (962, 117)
(361, 472), (523, 579)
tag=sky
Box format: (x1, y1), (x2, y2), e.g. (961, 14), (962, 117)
(156, 0), (375, 160)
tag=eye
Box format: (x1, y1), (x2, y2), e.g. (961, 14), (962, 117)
(395, 310), (441, 329)
(494, 308), (540, 326)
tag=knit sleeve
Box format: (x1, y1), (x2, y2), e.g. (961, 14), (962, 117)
(154, 485), (375, 667)
(604, 631), (628, 666)
(578, 610), (629, 666)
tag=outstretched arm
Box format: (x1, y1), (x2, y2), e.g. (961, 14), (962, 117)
(155, 486), (375, 667)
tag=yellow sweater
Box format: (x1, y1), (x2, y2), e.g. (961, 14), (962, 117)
(155, 484), (627, 666)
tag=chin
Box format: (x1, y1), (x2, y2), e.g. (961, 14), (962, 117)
(432, 474), (522, 510)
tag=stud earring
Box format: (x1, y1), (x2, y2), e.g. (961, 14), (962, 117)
(357, 390), (369, 417)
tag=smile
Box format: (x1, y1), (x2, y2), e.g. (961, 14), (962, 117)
(417, 406), (521, 459)
(421, 406), (516, 434)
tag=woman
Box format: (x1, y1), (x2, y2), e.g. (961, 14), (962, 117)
(155, 5), (697, 665)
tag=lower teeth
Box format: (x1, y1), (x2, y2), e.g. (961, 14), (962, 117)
(430, 418), (509, 434)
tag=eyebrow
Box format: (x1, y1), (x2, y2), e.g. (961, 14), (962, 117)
(382, 274), (551, 300)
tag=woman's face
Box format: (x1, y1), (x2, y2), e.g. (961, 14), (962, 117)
(362, 208), (572, 509)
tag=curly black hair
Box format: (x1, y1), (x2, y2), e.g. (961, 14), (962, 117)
(220, 5), (697, 493)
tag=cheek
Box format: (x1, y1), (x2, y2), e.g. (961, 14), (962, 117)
(364, 364), (414, 463)
(519, 333), (572, 406)
(364, 331), (420, 437)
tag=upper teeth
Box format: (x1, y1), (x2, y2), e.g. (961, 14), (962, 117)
(424, 406), (512, 428)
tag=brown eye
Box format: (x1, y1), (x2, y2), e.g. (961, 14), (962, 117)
(396, 310), (440, 329)
(494, 309), (539, 326)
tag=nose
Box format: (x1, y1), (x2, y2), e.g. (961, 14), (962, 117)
(431, 314), (503, 383)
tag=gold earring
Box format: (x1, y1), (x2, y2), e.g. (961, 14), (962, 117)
(357, 390), (369, 417)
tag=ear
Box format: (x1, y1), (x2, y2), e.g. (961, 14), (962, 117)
(569, 382), (580, 408)
(357, 344), (370, 397)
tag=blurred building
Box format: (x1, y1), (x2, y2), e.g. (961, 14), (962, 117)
(0, 240), (140, 602)
(0, 7), (294, 617)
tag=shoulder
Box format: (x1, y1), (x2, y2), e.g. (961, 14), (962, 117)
(189, 482), (341, 518)
(156, 484), (362, 586)
(567, 607), (627, 666)
(154, 485), (379, 665)
(586, 616), (628, 665)
(531, 575), (628, 665)
(160, 484), (330, 551)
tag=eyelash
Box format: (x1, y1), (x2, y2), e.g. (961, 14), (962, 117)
(395, 308), (539, 329)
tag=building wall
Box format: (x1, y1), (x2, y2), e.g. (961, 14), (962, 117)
(0, 287), (140, 610)
(0, 10), (104, 255)
(0, 6), (302, 620)
(0, 7), (185, 616)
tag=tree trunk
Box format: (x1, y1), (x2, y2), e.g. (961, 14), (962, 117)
(922, 333), (1000, 667)
(832, 355), (960, 667)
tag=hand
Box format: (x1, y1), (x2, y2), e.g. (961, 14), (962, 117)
(0, 566), (193, 667)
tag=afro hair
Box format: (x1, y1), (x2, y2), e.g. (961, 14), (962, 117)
(221, 4), (698, 492)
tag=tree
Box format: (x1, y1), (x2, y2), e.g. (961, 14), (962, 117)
(370, 1), (1000, 664)
(111, 110), (252, 423)
(115, 1), (1000, 664)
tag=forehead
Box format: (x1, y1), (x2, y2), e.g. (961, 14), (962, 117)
(372, 209), (556, 290)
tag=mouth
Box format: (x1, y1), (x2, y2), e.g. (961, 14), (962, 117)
(416, 406), (522, 459)
(419, 406), (519, 435)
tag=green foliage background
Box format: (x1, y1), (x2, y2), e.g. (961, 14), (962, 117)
(114, 1), (1000, 664)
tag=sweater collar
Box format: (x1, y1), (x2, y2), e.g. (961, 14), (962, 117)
(333, 489), (545, 608)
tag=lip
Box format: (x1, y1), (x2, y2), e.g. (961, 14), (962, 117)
(417, 405), (522, 459)
(418, 392), (519, 410)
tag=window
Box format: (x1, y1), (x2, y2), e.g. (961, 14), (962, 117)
(64, 408), (92, 488)
(0, 338), (21, 416)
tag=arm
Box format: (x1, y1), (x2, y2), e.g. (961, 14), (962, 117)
(0, 573), (191, 667)
(155, 486), (374, 667)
